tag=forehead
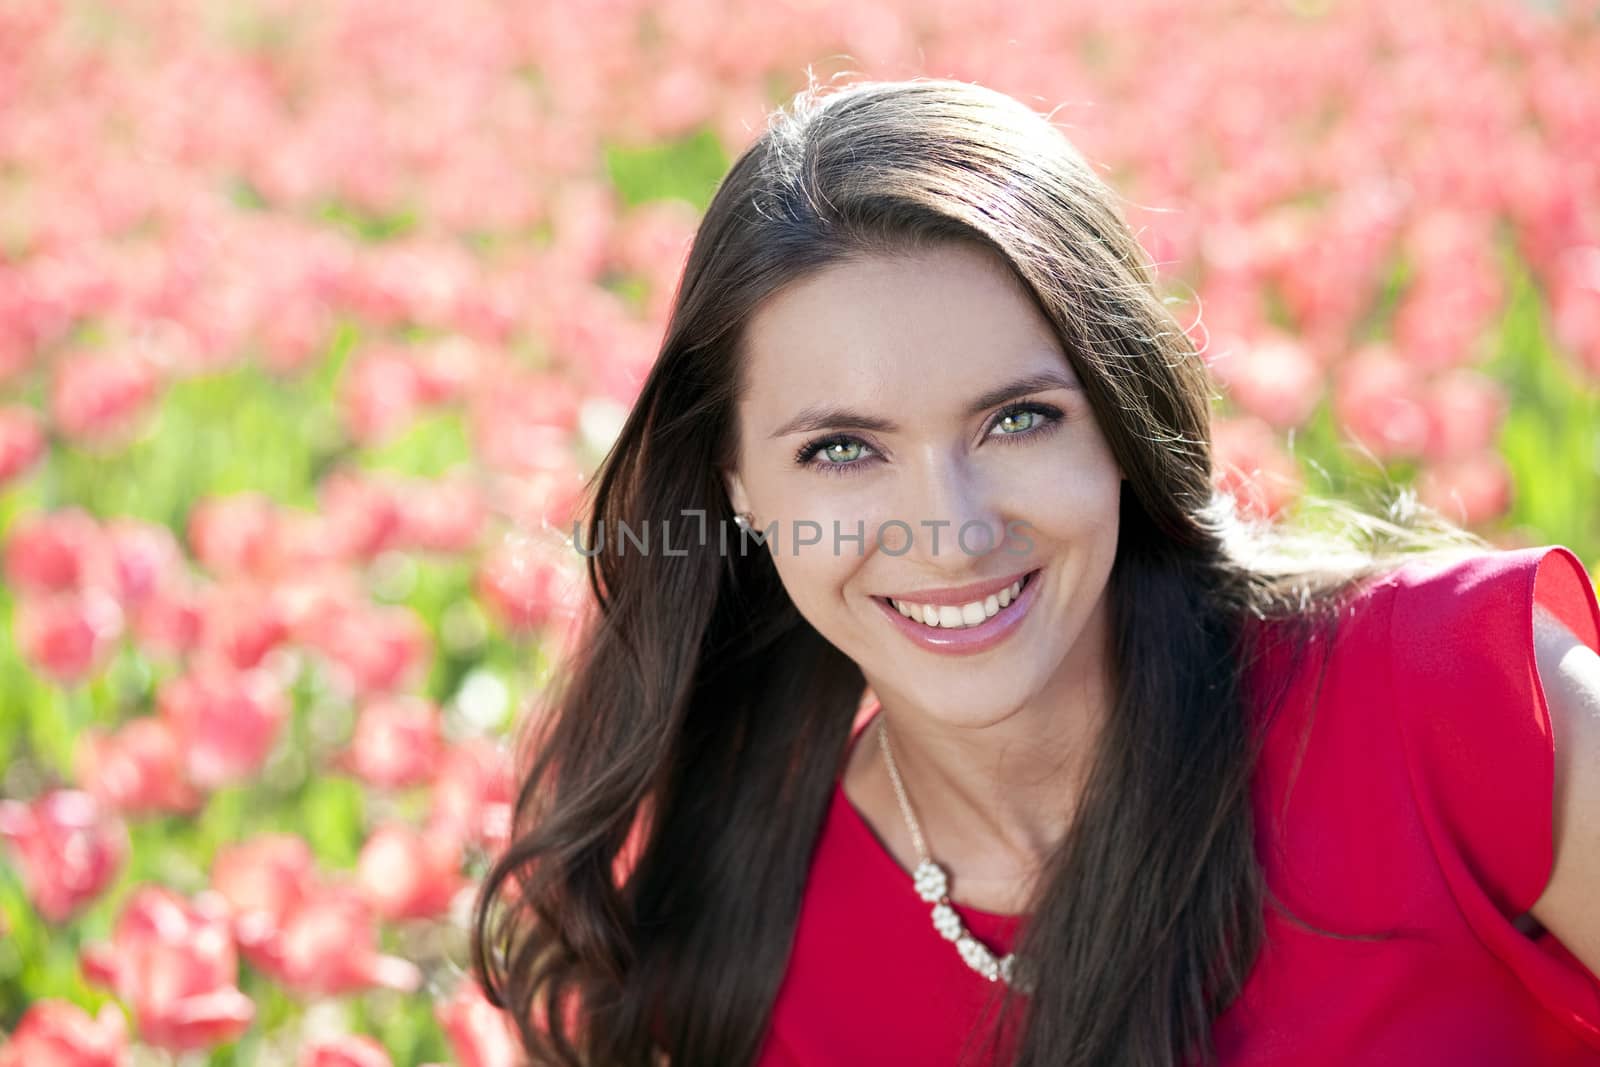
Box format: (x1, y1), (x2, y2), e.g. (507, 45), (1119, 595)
(737, 243), (1075, 415)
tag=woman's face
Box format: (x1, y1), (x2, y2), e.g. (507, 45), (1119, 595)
(723, 241), (1125, 729)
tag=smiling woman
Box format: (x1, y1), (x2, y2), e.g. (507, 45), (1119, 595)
(722, 242), (1124, 746)
(470, 78), (1600, 1066)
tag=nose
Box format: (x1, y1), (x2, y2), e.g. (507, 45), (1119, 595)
(889, 450), (1011, 567)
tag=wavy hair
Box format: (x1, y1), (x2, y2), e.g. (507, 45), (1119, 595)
(473, 77), (1491, 1066)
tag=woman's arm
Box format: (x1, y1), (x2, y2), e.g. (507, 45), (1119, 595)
(1529, 600), (1600, 977)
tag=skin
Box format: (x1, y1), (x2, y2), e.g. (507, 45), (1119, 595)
(1528, 601), (1600, 975)
(721, 241), (1125, 914)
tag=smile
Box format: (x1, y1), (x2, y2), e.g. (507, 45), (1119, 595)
(871, 568), (1042, 656)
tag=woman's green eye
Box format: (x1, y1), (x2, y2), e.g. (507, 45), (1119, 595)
(821, 442), (864, 463)
(996, 410), (1038, 433)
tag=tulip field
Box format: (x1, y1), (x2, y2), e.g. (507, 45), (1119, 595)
(2, 0), (1598, 1063)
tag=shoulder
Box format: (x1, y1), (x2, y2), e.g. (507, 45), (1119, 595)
(1275, 543), (1600, 712)
(1381, 544), (1600, 916)
(1385, 543), (1594, 654)
(1242, 544), (1599, 914)
(1381, 544), (1598, 806)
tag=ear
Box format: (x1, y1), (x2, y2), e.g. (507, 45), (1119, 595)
(722, 466), (751, 517)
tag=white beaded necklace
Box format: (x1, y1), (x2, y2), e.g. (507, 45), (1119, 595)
(876, 715), (1034, 992)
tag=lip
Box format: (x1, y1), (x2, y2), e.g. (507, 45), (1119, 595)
(878, 567), (1037, 607)
(872, 568), (1042, 656)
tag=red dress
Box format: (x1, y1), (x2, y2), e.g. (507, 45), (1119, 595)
(752, 545), (1600, 1065)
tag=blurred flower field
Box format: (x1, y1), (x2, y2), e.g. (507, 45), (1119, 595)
(2, 0), (1599, 1062)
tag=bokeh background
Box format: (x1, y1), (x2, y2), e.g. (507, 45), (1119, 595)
(2, 0), (1598, 1062)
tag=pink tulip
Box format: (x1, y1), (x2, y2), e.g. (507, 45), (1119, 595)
(342, 695), (442, 789)
(272, 569), (368, 637)
(299, 1036), (393, 1067)
(1419, 369), (1507, 462)
(49, 351), (161, 445)
(0, 317), (32, 385)
(193, 580), (292, 671)
(429, 737), (516, 857)
(1502, 139), (1581, 275)
(477, 535), (583, 634)
(1188, 277), (1264, 355)
(303, 601), (431, 696)
(212, 834), (422, 993)
(100, 518), (183, 608)
(339, 349), (429, 445)
(1331, 345), (1431, 461)
(1392, 211), (1502, 371)
(316, 468), (405, 562)
(496, 462), (588, 535)
(259, 300), (333, 375)
(496, 454), (592, 537)
(2, 508), (106, 596)
(436, 979), (528, 1067)
(397, 473), (487, 554)
(74, 718), (204, 816)
(571, 310), (660, 413)
(1550, 245), (1600, 381)
(545, 181), (619, 285)
(413, 336), (487, 404)
(158, 664), (289, 789)
(1210, 415), (1304, 522)
(271, 510), (365, 572)
(356, 822), (464, 921)
(80, 887), (254, 1052)
(1275, 190), (1404, 356)
(0, 1000), (129, 1067)
(234, 879), (422, 996)
(342, 243), (476, 331)
(211, 833), (317, 931)
(128, 575), (206, 659)
(451, 266), (529, 346)
(1209, 333), (1324, 429)
(0, 404), (46, 486)
(1392, 275), (1499, 373)
(12, 588), (125, 684)
(14, 245), (110, 344)
(612, 200), (697, 300)
(466, 372), (582, 475)
(1416, 451), (1513, 528)
(187, 493), (280, 578)
(0, 790), (127, 922)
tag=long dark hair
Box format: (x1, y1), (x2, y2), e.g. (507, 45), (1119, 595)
(472, 77), (1492, 1066)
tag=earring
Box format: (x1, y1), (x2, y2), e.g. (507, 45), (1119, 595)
(733, 511), (754, 531)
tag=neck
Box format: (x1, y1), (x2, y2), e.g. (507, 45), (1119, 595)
(874, 680), (1108, 876)
(844, 665), (1114, 916)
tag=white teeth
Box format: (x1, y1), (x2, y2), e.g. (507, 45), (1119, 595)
(890, 576), (1029, 630)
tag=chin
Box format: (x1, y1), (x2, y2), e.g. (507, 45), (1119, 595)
(877, 673), (1049, 730)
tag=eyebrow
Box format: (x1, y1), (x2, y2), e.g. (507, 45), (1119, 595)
(768, 369), (1081, 439)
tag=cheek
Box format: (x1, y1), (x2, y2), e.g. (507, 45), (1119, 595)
(768, 543), (861, 621)
(1013, 452), (1123, 540)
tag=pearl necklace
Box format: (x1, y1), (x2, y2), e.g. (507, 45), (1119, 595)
(876, 716), (1033, 992)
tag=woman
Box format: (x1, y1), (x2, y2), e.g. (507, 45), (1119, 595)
(473, 78), (1600, 1066)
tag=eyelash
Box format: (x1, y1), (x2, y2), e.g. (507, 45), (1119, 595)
(792, 402), (1067, 477)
